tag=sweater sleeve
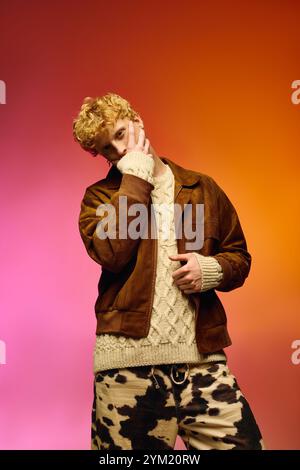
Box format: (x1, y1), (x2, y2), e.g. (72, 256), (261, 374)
(193, 253), (223, 292)
(116, 151), (154, 185)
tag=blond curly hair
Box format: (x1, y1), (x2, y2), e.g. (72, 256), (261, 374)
(72, 92), (140, 157)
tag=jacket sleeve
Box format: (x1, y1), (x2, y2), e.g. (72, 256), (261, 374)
(78, 173), (154, 273)
(211, 180), (252, 292)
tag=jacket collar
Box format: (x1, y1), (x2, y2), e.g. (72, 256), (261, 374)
(102, 155), (201, 189)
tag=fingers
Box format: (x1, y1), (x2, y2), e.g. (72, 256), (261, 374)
(144, 138), (150, 155)
(127, 120), (135, 148)
(128, 120), (151, 155)
(128, 120), (144, 149)
(137, 124), (146, 149)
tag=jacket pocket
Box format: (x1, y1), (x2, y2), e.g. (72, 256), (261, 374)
(109, 255), (137, 310)
(198, 289), (227, 329)
(95, 260), (134, 312)
(111, 284), (129, 310)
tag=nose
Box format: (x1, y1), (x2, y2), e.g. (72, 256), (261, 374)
(113, 142), (126, 157)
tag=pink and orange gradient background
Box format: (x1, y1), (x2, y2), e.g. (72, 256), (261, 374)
(0, 0), (299, 450)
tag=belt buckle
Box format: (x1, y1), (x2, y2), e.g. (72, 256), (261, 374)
(170, 364), (189, 384)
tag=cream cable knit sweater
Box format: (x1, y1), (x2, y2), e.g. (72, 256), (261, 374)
(93, 151), (226, 374)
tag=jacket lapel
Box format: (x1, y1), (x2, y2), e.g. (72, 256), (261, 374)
(160, 157), (200, 242)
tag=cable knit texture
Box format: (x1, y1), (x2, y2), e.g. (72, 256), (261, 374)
(116, 150), (155, 185)
(193, 253), (223, 292)
(94, 152), (226, 373)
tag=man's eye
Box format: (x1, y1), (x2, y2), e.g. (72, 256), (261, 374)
(103, 132), (123, 151)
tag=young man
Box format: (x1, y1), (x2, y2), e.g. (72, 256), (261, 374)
(73, 92), (265, 450)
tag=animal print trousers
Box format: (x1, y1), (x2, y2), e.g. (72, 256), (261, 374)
(91, 360), (266, 450)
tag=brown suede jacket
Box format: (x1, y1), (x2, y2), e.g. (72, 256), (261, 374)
(78, 156), (252, 354)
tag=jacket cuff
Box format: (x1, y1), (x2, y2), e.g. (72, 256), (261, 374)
(193, 253), (223, 292)
(116, 151), (154, 185)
